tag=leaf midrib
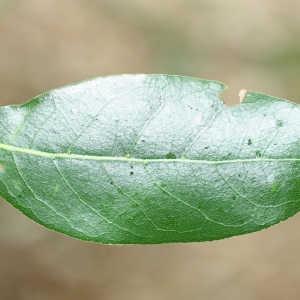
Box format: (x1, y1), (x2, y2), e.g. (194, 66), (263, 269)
(0, 142), (298, 165)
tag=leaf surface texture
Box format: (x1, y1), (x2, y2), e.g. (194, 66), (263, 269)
(0, 75), (299, 244)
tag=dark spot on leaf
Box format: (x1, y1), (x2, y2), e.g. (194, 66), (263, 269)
(141, 140), (145, 142)
(204, 146), (209, 149)
(110, 181), (113, 185)
(228, 153), (232, 156)
(232, 196), (237, 200)
(276, 120), (283, 127)
(130, 166), (133, 169)
(256, 151), (262, 157)
(248, 139), (252, 145)
(166, 152), (176, 159)
(130, 171), (134, 175)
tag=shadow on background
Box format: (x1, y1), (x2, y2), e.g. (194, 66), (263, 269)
(0, 1), (300, 299)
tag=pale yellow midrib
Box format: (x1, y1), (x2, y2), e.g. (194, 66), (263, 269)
(0, 142), (298, 165)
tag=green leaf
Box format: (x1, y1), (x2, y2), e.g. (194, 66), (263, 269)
(0, 75), (299, 244)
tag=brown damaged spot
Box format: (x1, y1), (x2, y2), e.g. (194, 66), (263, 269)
(0, 163), (5, 169)
(239, 89), (248, 104)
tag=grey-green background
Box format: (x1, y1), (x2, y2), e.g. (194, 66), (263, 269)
(0, 1), (300, 299)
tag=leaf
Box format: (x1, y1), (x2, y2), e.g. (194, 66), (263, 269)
(0, 75), (299, 245)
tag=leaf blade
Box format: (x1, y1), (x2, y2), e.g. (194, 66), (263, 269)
(0, 75), (299, 244)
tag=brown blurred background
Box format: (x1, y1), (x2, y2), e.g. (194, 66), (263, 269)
(0, 0), (300, 299)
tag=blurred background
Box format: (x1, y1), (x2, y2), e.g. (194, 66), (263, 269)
(0, 0), (300, 299)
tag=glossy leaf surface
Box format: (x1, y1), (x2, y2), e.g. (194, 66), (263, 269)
(0, 75), (299, 244)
